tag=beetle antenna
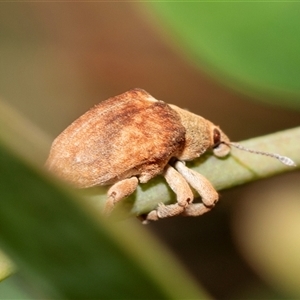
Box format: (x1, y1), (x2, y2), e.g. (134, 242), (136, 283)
(229, 142), (296, 167)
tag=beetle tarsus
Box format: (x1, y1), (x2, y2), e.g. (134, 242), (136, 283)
(182, 203), (212, 217)
(142, 210), (159, 224)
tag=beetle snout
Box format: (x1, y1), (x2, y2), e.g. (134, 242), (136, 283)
(213, 142), (231, 157)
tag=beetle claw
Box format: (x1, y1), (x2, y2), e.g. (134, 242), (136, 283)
(142, 210), (159, 224)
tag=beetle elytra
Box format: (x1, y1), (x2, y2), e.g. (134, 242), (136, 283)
(46, 89), (295, 222)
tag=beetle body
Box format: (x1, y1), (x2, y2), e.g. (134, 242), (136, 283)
(46, 89), (231, 222)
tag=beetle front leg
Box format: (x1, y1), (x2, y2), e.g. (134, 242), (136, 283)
(104, 177), (139, 215)
(174, 160), (219, 209)
(144, 164), (194, 223)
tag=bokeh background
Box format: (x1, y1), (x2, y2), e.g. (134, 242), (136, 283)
(1, 2), (300, 299)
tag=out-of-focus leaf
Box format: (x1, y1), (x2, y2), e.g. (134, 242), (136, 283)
(0, 251), (15, 282)
(0, 276), (33, 300)
(232, 175), (300, 298)
(147, 3), (300, 109)
(0, 99), (207, 299)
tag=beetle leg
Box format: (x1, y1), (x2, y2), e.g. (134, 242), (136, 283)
(144, 202), (187, 224)
(163, 163), (194, 207)
(104, 177), (139, 215)
(182, 203), (212, 217)
(174, 161), (219, 208)
(143, 164), (194, 223)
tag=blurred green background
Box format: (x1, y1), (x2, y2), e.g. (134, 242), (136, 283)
(0, 2), (299, 299)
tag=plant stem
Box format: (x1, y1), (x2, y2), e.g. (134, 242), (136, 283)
(84, 127), (300, 216)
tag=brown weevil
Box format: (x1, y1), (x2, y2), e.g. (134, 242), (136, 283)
(46, 89), (296, 222)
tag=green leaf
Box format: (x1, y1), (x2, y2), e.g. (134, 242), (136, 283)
(0, 99), (207, 299)
(0, 251), (15, 282)
(0, 276), (33, 300)
(147, 2), (300, 109)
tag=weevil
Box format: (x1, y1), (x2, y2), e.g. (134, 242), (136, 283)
(46, 89), (295, 222)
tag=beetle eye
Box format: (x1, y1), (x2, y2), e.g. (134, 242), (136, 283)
(213, 128), (221, 148)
